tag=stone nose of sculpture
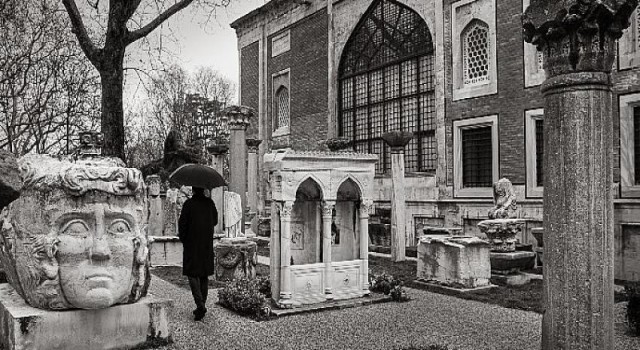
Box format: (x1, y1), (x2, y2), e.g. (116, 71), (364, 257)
(90, 237), (112, 261)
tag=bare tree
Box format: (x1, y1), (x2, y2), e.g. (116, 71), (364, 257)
(0, 0), (100, 156)
(61, 0), (231, 162)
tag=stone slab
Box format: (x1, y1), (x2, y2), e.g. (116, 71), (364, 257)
(269, 293), (390, 317)
(149, 236), (183, 267)
(412, 279), (499, 293)
(490, 251), (536, 273)
(0, 284), (173, 350)
(490, 272), (532, 286)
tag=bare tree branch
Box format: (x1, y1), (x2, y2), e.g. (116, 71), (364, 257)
(61, 0), (101, 66)
(126, 0), (195, 44)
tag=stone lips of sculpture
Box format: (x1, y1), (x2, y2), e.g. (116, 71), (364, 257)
(0, 154), (149, 310)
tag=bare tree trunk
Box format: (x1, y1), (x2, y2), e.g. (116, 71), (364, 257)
(99, 51), (126, 161)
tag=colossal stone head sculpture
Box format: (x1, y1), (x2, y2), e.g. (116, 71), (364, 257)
(0, 155), (149, 310)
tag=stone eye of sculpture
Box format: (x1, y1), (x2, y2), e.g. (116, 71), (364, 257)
(0, 154), (149, 310)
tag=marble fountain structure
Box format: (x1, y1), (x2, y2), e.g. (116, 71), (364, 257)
(0, 153), (171, 349)
(264, 150), (377, 308)
(478, 178), (536, 285)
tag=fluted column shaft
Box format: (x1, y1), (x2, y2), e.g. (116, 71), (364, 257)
(279, 201), (294, 306)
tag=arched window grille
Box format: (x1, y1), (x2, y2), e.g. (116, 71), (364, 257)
(275, 86), (289, 131)
(338, 0), (436, 174)
(462, 20), (490, 86)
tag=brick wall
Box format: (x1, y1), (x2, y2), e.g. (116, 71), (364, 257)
(445, 0), (544, 187)
(267, 9), (329, 151)
(240, 41), (260, 138)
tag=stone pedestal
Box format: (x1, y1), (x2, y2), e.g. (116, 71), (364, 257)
(523, 2), (636, 348)
(417, 236), (491, 289)
(382, 131), (413, 262)
(149, 236), (183, 266)
(214, 237), (257, 281)
(0, 284), (172, 350)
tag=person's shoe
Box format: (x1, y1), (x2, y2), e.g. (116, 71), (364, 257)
(194, 307), (206, 321)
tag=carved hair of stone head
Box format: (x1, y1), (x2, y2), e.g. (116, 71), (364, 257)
(0, 155), (149, 310)
(488, 178), (518, 219)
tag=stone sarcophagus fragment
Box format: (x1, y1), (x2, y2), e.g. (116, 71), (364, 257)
(0, 155), (150, 310)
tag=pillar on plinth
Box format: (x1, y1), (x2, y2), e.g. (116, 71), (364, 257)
(223, 105), (255, 235)
(207, 143), (229, 236)
(279, 201), (294, 307)
(246, 138), (263, 236)
(523, 1), (637, 348)
(382, 131), (413, 262)
(359, 199), (373, 293)
(322, 200), (335, 299)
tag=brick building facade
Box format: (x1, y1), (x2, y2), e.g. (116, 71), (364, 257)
(231, 0), (640, 281)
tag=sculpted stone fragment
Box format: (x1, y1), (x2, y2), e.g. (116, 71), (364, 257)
(0, 155), (149, 310)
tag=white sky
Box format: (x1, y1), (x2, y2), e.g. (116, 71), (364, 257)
(124, 0), (266, 108)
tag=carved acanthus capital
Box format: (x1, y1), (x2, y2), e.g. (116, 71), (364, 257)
(280, 201), (294, 219)
(322, 201), (335, 217)
(223, 105), (255, 130)
(360, 199), (374, 217)
(246, 138), (263, 153)
(523, 0), (638, 77)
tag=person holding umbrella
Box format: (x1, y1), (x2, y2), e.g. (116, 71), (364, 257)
(172, 164), (226, 321)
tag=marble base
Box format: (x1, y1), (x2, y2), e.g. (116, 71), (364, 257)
(490, 272), (532, 286)
(490, 251), (536, 274)
(149, 236), (183, 266)
(0, 284), (172, 350)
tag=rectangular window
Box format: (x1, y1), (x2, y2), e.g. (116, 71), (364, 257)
(525, 109), (544, 197)
(635, 106), (640, 185)
(619, 94), (640, 196)
(535, 119), (544, 187)
(618, 8), (640, 69)
(453, 115), (499, 197)
(461, 126), (493, 187)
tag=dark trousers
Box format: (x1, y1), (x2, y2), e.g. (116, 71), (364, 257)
(187, 276), (209, 310)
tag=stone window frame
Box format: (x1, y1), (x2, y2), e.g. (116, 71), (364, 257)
(453, 114), (499, 198)
(620, 92), (640, 197)
(618, 8), (640, 70)
(451, 0), (497, 101)
(522, 0), (546, 87)
(525, 108), (544, 198)
(272, 69), (291, 137)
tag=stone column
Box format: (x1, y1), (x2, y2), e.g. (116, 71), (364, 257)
(382, 131), (413, 262)
(279, 200), (294, 307)
(146, 175), (163, 237)
(207, 144), (228, 236)
(359, 199), (373, 293)
(223, 106), (255, 235)
(523, 2), (637, 349)
(322, 200), (335, 299)
(246, 138), (263, 236)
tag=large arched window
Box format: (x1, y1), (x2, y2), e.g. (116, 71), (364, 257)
(338, 0), (435, 174)
(275, 86), (290, 131)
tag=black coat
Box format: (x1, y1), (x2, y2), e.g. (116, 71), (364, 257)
(178, 192), (218, 277)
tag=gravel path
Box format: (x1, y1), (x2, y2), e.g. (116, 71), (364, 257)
(148, 276), (639, 350)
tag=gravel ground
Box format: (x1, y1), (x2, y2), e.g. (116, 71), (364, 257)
(148, 276), (639, 350)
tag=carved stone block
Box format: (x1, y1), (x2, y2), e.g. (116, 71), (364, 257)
(214, 238), (257, 281)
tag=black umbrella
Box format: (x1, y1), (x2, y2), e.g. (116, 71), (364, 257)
(169, 163), (226, 189)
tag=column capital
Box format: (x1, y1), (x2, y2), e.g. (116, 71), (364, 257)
(360, 199), (374, 217)
(206, 143), (229, 155)
(223, 105), (255, 130)
(382, 131), (413, 152)
(322, 200), (336, 217)
(246, 138), (263, 153)
(523, 0), (637, 78)
(279, 201), (294, 219)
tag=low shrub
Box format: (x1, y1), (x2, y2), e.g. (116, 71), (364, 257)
(217, 278), (271, 320)
(369, 273), (409, 302)
(256, 276), (272, 298)
(626, 281), (640, 336)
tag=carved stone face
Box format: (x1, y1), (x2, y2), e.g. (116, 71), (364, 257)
(0, 155), (149, 310)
